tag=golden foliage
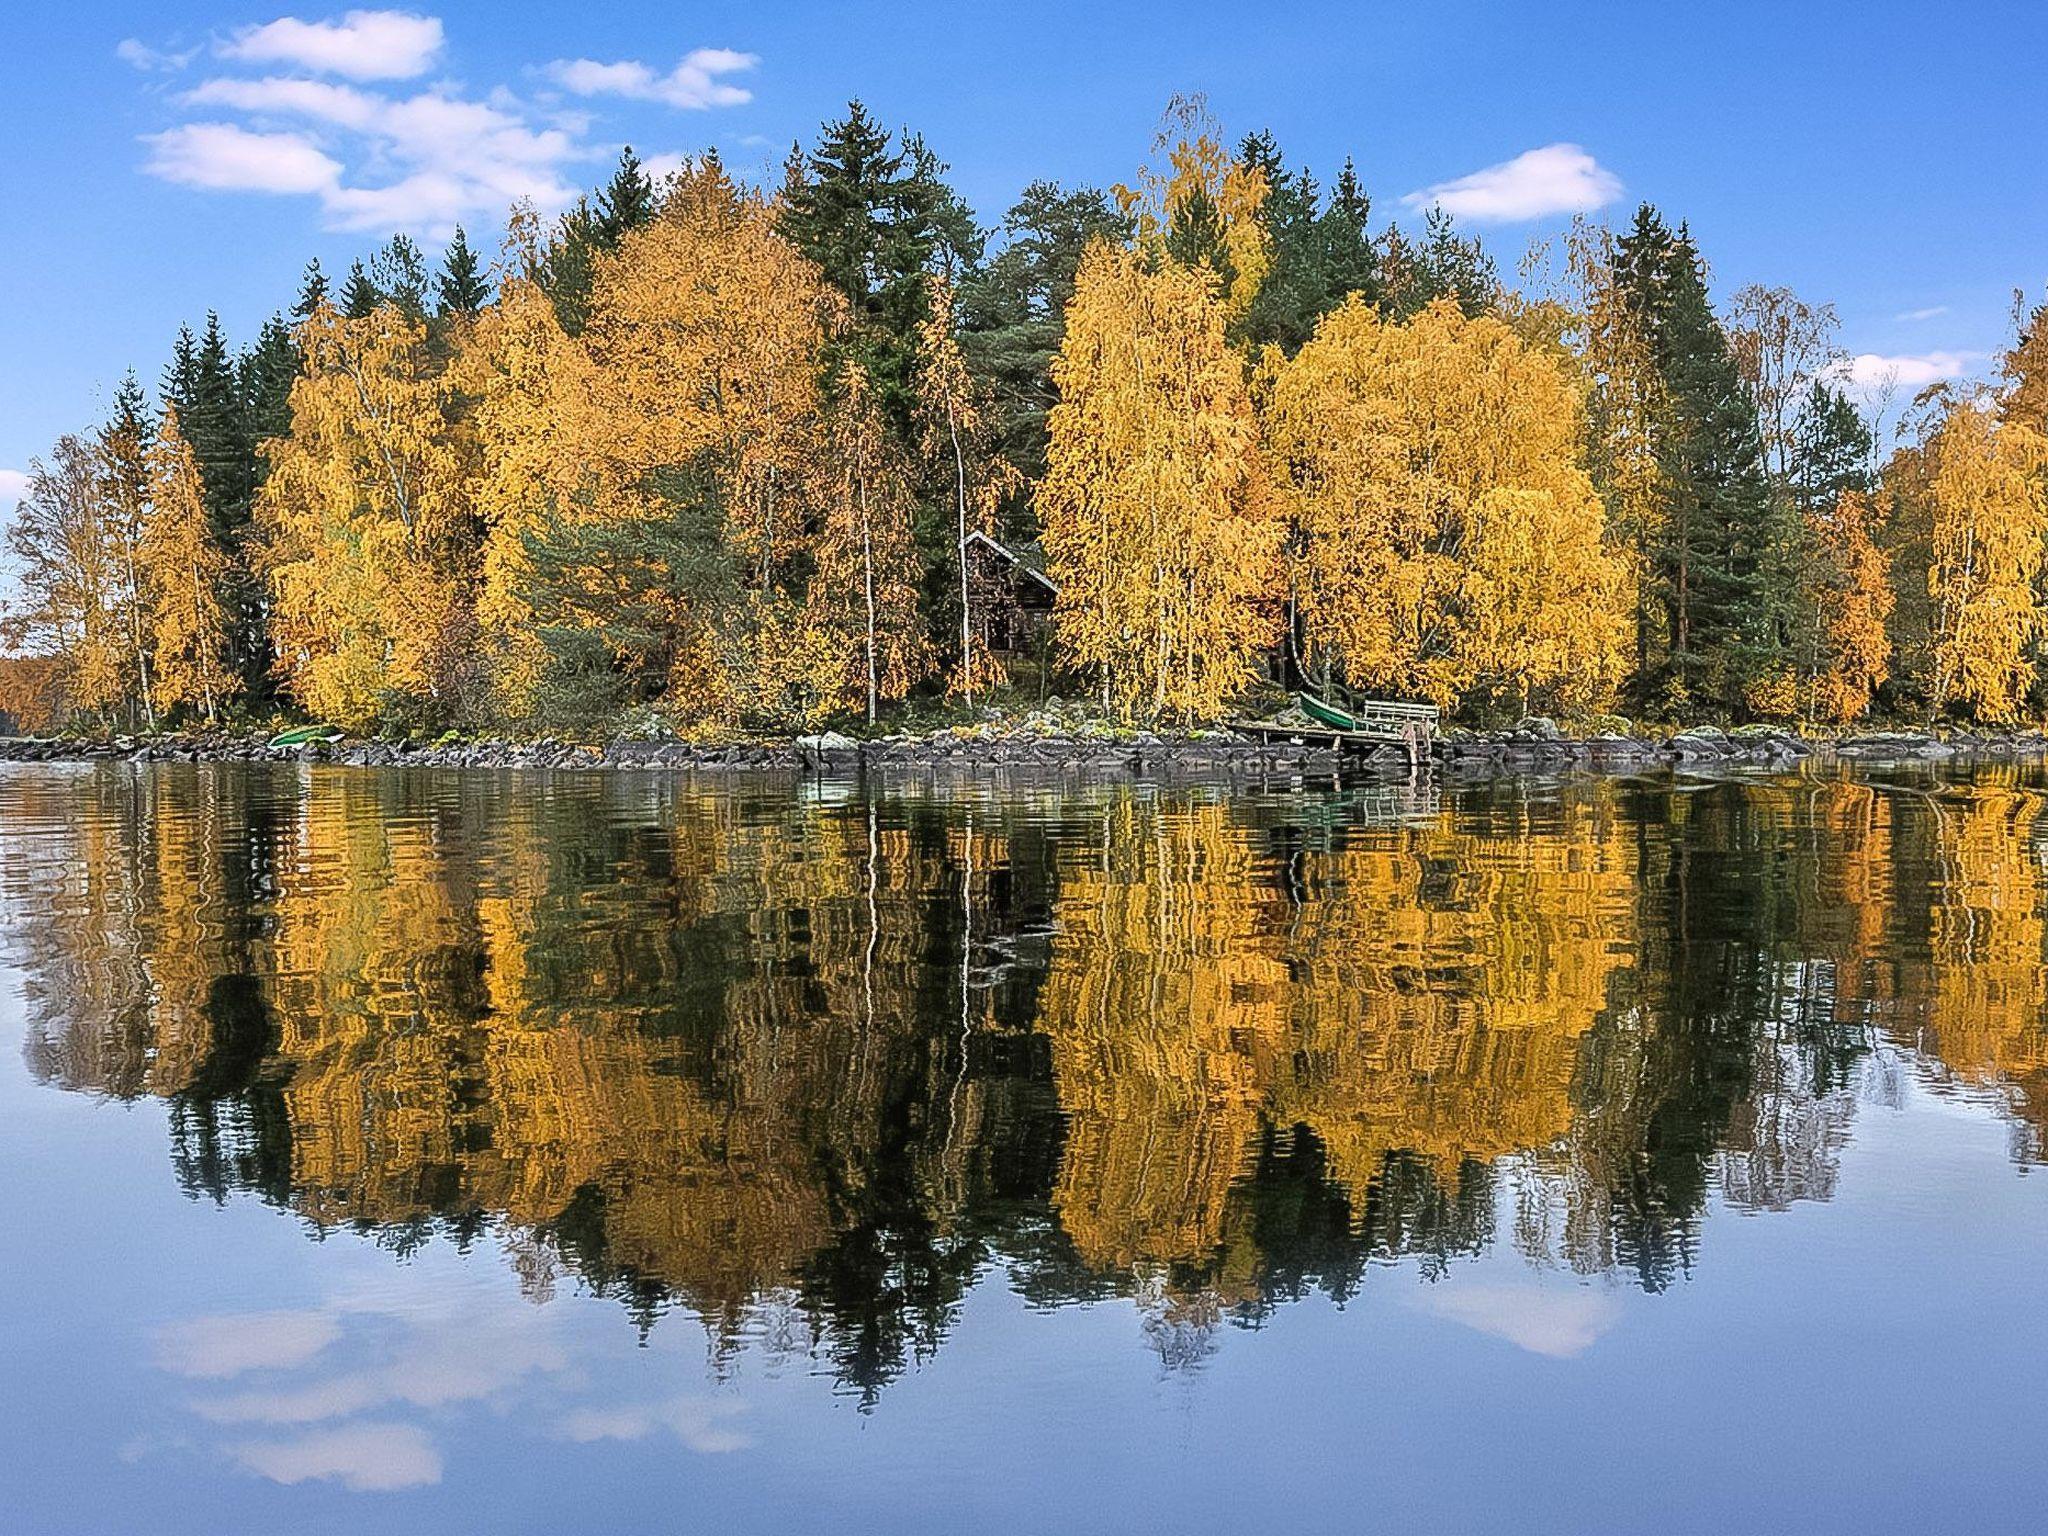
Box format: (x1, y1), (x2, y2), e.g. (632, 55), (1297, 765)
(141, 406), (236, 722)
(1038, 243), (1281, 723)
(1795, 487), (1894, 722)
(1922, 399), (2048, 722)
(258, 304), (475, 730)
(1114, 96), (1272, 323)
(1266, 297), (1630, 712)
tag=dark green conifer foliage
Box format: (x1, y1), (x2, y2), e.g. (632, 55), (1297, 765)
(240, 315), (299, 453)
(593, 147), (657, 245)
(959, 181), (1129, 511)
(436, 226), (490, 318)
(339, 259), (382, 319)
(292, 259), (330, 320)
(1790, 382), (1874, 515)
(1378, 208), (1495, 320)
(373, 235), (430, 321)
(1616, 207), (1781, 711)
(1234, 134), (1380, 353)
(778, 102), (980, 415)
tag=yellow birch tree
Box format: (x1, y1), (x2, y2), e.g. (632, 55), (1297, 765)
(1924, 399), (2048, 722)
(1266, 297), (1629, 713)
(142, 405), (236, 722)
(1038, 242), (1280, 723)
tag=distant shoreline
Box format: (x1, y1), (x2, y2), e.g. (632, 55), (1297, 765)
(6, 723), (2046, 779)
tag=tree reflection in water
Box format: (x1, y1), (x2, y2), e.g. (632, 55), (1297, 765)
(5, 760), (2046, 1400)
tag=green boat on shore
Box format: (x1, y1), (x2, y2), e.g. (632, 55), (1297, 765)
(267, 724), (343, 748)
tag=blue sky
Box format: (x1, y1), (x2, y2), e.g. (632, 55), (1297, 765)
(2, 1), (2044, 508)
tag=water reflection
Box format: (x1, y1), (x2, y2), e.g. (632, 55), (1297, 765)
(5, 761), (2047, 1404)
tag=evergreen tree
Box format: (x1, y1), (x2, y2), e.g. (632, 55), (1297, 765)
(1235, 133), (1379, 353)
(239, 314), (299, 453)
(435, 225), (490, 317)
(292, 258), (329, 320)
(161, 325), (199, 415)
(593, 146), (657, 245)
(958, 180), (1129, 508)
(779, 102), (979, 413)
(1790, 382), (1874, 516)
(170, 313), (266, 700)
(339, 259), (382, 319)
(1616, 207), (1781, 711)
(536, 198), (603, 334)
(373, 235), (430, 321)
(1379, 208), (1495, 320)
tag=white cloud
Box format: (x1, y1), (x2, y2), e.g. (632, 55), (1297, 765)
(155, 77), (580, 234)
(640, 151), (691, 182)
(557, 1396), (752, 1454)
(1895, 305), (1949, 323)
(549, 48), (758, 110)
(229, 1422), (442, 1492)
(221, 10), (445, 81)
(1829, 350), (1974, 397)
(117, 38), (196, 73)
(155, 1310), (342, 1379)
(0, 469), (28, 508)
(1417, 1283), (1620, 1359)
(142, 123), (343, 195)
(1402, 142), (1621, 224)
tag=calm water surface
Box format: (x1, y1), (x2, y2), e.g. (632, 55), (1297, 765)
(3, 760), (2046, 1534)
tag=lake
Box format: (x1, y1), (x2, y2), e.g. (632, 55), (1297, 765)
(3, 759), (2045, 1534)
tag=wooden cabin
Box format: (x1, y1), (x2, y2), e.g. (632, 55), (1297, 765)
(964, 532), (1059, 684)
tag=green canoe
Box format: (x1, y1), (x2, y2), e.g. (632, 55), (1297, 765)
(268, 724), (343, 748)
(1296, 691), (1359, 731)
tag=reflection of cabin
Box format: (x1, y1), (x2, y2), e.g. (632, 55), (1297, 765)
(965, 532), (1058, 680)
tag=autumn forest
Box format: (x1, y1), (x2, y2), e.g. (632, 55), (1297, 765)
(6, 99), (2048, 738)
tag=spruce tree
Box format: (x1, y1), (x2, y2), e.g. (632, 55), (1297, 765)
(1790, 382), (1874, 515)
(339, 259), (382, 318)
(292, 258), (330, 319)
(593, 147), (656, 245)
(1235, 133), (1380, 353)
(373, 235), (430, 321)
(779, 102), (979, 412)
(1618, 208), (1780, 711)
(536, 198), (603, 334)
(436, 225), (490, 317)
(240, 315), (299, 453)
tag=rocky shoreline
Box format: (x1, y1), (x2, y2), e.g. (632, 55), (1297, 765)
(4, 719), (2045, 778)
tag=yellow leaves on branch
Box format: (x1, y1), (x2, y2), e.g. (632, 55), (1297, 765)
(1114, 95), (1271, 324)
(1039, 243), (1281, 724)
(1924, 399), (2048, 724)
(1266, 298), (1630, 713)
(1796, 488), (1893, 723)
(142, 406), (236, 722)
(258, 303), (473, 731)
(580, 157), (839, 586)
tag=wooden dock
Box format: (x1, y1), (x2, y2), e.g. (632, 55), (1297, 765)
(1228, 698), (1438, 773)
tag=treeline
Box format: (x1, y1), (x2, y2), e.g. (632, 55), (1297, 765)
(5, 98), (2047, 735)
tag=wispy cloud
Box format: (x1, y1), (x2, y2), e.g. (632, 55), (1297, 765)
(557, 1396), (753, 1454)
(1417, 1283), (1620, 1359)
(1829, 350), (1975, 397)
(0, 469), (29, 508)
(1895, 305), (1949, 323)
(220, 10), (445, 81)
(548, 49), (758, 110)
(1402, 143), (1621, 224)
(229, 1422), (442, 1492)
(131, 19), (757, 236)
(154, 1310), (342, 1379)
(117, 38), (196, 73)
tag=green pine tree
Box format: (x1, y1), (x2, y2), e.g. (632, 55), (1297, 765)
(339, 259), (382, 318)
(1234, 133), (1380, 353)
(373, 235), (430, 321)
(436, 225), (490, 317)
(1617, 208), (1781, 712)
(292, 258), (330, 320)
(594, 146), (657, 245)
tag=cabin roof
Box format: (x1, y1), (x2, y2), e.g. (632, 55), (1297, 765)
(964, 530), (1058, 593)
